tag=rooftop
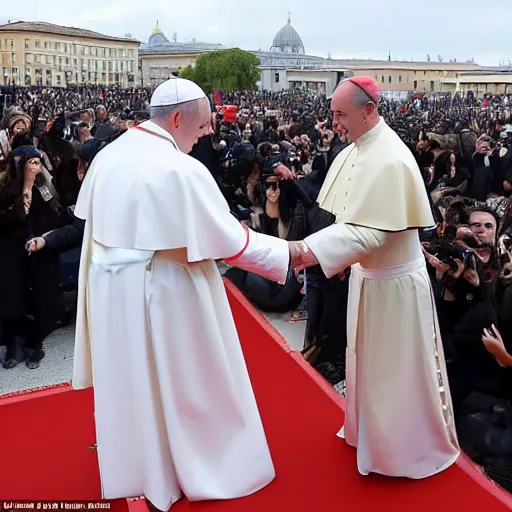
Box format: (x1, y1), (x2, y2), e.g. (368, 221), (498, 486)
(0, 21), (140, 43)
(140, 41), (229, 54)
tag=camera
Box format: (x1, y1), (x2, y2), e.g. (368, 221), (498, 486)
(423, 240), (476, 272)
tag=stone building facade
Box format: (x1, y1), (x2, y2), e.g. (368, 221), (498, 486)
(0, 21), (139, 87)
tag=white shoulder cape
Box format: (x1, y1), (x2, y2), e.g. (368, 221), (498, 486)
(75, 122), (247, 261)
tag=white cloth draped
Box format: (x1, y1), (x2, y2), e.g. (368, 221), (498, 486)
(73, 122), (290, 509)
(305, 120), (460, 479)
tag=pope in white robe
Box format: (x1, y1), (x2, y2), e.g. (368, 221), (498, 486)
(72, 78), (290, 510)
(290, 77), (460, 478)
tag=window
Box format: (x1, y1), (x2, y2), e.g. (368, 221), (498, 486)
(56, 42), (61, 51)
(430, 80), (435, 92)
(26, 54), (33, 63)
(399, 75), (402, 82)
(388, 76), (392, 84)
(46, 55), (52, 65)
(274, 72), (279, 83)
(66, 57), (69, 65)
(413, 80), (418, 90)
(91, 46), (97, 56)
(36, 55), (42, 64)
(11, 53), (16, 64)
(84, 46), (90, 55)
(8, 39), (14, 48)
(25, 39), (30, 49)
(73, 58), (77, 67)
(56, 74), (61, 85)
(12, 67), (18, 75)
(44, 41), (49, 49)
(381, 75), (384, 82)
(108, 61), (113, 71)
(25, 67), (31, 75)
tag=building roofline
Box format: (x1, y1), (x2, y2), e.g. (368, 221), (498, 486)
(0, 21), (140, 44)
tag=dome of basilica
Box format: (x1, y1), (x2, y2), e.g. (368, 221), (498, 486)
(148, 21), (169, 46)
(270, 16), (305, 54)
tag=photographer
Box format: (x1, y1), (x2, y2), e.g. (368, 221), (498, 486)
(469, 135), (504, 201)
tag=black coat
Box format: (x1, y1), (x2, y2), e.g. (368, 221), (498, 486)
(0, 183), (69, 320)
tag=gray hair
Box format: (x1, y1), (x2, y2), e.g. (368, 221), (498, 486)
(150, 98), (206, 121)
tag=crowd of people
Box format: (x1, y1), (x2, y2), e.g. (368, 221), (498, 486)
(1, 83), (512, 490)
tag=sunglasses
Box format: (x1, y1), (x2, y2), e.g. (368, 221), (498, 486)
(265, 182), (279, 191)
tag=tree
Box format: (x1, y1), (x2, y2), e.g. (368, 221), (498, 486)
(179, 49), (260, 94)
(179, 65), (195, 81)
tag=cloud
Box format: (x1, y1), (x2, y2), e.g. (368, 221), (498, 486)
(1, 0), (510, 66)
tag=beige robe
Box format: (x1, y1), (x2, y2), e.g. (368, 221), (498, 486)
(73, 121), (290, 510)
(305, 118), (460, 479)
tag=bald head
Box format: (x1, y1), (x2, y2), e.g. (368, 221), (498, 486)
(331, 77), (380, 142)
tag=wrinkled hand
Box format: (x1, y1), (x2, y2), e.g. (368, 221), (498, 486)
(26, 237), (46, 253)
(289, 241), (319, 275)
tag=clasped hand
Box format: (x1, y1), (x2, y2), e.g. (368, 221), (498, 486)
(288, 241), (319, 275)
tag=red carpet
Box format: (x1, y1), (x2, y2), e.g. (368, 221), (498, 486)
(1, 279), (512, 512)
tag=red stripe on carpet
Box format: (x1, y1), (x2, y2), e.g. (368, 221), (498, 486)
(0, 279), (511, 512)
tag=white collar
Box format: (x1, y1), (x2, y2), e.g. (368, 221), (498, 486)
(355, 117), (385, 149)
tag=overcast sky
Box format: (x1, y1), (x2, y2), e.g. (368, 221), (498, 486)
(1, 0), (510, 66)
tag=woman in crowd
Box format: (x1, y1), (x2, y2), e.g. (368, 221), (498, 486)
(0, 145), (69, 369)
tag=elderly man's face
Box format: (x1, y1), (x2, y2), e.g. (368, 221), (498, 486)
(174, 98), (213, 154)
(331, 82), (374, 142)
(470, 211), (497, 246)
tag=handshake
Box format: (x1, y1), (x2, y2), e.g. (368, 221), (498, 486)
(288, 240), (319, 274)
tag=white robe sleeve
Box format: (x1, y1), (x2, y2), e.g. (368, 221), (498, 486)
(225, 227), (290, 285)
(304, 223), (390, 279)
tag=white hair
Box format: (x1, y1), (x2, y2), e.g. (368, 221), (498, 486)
(150, 98), (207, 120)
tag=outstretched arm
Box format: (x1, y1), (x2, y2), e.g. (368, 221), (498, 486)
(291, 223), (390, 278)
(224, 224), (290, 285)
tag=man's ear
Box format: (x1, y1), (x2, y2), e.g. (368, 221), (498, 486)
(172, 110), (181, 129)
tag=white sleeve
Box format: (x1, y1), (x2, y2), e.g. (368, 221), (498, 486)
(225, 227), (290, 285)
(304, 223), (390, 278)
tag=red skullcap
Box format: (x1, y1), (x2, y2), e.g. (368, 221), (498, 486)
(346, 76), (380, 102)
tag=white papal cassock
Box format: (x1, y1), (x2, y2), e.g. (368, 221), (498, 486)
(72, 121), (289, 510)
(305, 118), (460, 479)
